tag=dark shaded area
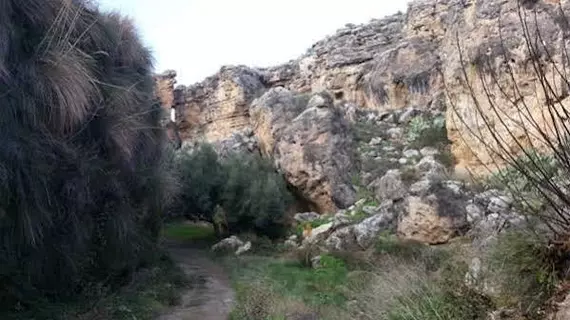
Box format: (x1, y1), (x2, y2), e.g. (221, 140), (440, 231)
(0, 0), (172, 310)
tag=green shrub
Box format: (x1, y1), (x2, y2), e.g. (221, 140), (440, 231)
(172, 144), (293, 239)
(172, 144), (225, 221)
(406, 116), (449, 149)
(220, 153), (293, 239)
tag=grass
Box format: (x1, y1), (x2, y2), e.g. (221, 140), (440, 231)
(162, 221), (217, 243)
(487, 230), (558, 318)
(1, 252), (191, 320)
(222, 252), (351, 320)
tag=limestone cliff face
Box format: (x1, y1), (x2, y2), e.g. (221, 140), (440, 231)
(157, 0), (570, 208)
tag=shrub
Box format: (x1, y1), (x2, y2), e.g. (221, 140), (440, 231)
(406, 115), (449, 149)
(0, 0), (172, 309)
(171, 144), (225, 221)
(172, 144), (293, 239)
(220, 153), (293, 239)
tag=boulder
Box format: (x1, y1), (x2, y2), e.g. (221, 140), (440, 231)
(415, 156), (447, 180)
(251, 89), (357, 213)
(373, 169), (406, 201)
(397, 183), (468, 244)
(326, 209), (396, 251)
(212, 236), (245, 253)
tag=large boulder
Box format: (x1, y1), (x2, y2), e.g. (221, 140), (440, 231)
(397, 182), (469, 244)
(251, 89), (357, 213)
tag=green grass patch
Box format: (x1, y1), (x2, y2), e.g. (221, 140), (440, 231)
(162, 222), (216, 242)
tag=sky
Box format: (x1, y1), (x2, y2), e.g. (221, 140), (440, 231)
(97, 0), (410, 85)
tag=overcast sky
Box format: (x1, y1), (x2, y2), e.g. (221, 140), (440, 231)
(97, 0), (410, 85)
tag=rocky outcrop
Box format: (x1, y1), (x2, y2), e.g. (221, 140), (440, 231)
(251, 90), (357, 213)
(156, 0), (570, 176)
(174, 66), (266, 142)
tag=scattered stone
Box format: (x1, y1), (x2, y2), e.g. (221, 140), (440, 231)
(289, 234), (299, 242)
(332, 212), (352, 229)
(326, 210), (396, 251)
(398, 158), (408, 165)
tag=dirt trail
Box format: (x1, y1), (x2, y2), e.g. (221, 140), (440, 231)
(157, 242), (235, 320)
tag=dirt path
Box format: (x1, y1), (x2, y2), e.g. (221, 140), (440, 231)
(157, 242), (235, 320)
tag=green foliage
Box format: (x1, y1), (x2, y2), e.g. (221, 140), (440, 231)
(406, 115), (449, 149)
(172, 144), (225, 220)
(488, 231), (557, 317)
(486, 150), (557, 191)
(172, 144), (293, 239)
(220, 153), (293, 239)
(161, 222), (216, 242)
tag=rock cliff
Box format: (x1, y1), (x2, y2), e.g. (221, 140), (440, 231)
(156, 0), (569, 210)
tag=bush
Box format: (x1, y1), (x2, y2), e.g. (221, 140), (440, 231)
(171, 144), (225, 221)
(220, 153), (293, 239)
(406, 115), (449, 149)
(0, 0), (172, 309)
(172, 145), (293, 239)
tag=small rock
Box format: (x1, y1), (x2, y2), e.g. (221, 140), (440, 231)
(487, 196), (513, 214)
(235, 241), (252, 255)
(466, 203), (484, 224)
(465, 257), (482, 287)
(369, 137), (383, 146)
(295, 212), (321, 223)
(374, 169), (406, 201)
(443, 180), (464, 195)
(311, 255), (322, 268)
(289, 234), (299, 241)
(416, 156), (447, 180)
(303, 222), (334, 244)
(362, 205), (378, 215)
(403, 149), (420, 158)
(387, 127), (404, 140)
(409, 179), (434, 196)
(420, 147), (440, 157)
(284, 239), (298, 248)
(398, 158), (408, 165)
(332, 212), (352, 229)
(354, 199), (367, 207)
